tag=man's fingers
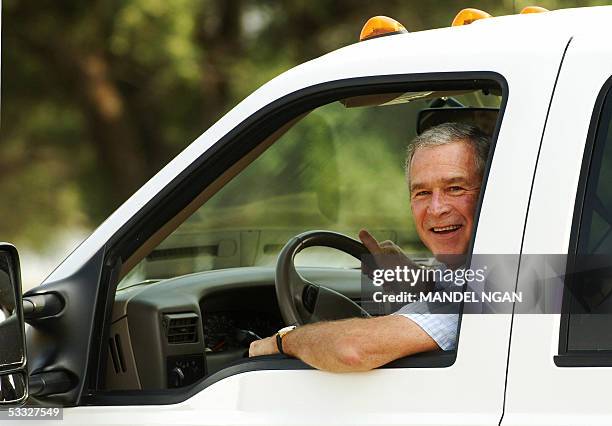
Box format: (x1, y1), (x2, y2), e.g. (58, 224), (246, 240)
(249, 340), (262, 357)
(359, 229), (382, 254)
(249, 336), (278, 357)
(381, 241), (407, 258)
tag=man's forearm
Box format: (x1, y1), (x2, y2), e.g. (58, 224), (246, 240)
(282, 315), (439, 372)
(281, 319), (360, 372)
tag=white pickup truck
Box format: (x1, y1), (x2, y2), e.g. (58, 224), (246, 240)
(2, 6), (612, 425)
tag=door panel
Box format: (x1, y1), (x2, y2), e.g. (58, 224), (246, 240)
(504, 34), (612, 425)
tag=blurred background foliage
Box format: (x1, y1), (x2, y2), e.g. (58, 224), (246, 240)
(1, 0), (609, 286)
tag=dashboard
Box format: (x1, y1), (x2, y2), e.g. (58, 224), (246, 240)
(105, 266), (362, 390)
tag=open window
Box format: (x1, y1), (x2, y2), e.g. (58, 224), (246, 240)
(97, 75), (505, 399)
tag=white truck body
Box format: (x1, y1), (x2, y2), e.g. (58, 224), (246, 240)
(4, 6), (612, 426)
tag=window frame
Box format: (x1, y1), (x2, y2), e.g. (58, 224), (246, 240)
(555, 75), (612, 367)
(85, 72), (508, 405)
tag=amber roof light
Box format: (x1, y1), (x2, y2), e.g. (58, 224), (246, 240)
(359, 16), (408, 41)
(520, 6), (549, 14)
(452, 8), (492, 26)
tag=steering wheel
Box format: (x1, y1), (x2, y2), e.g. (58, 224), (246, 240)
(275, 230), (372, 325)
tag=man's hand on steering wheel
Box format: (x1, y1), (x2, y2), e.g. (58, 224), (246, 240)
(358, 229), (433, 295)
(359, 229), (412, 264)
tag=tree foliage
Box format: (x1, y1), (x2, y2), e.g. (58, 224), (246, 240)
(1, 0), (609, 248)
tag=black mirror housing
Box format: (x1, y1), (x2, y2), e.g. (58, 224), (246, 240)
(0, 243), (28, 404)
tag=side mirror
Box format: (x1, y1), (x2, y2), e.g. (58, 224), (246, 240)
(0, 243), (27, 405)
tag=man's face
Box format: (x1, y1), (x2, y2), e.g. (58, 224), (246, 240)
(409, 141), (482, 256)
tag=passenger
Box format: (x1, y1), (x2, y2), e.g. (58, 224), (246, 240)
(249, 122), (490, 372)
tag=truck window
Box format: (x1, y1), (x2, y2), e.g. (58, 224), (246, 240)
(559, 79), (612, 359)
(103, 78), (504, 394)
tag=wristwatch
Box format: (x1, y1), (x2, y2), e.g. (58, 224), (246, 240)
(276, 325), (297, 355)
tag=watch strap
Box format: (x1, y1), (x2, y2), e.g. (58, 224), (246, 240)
(276, 332), (285, 355)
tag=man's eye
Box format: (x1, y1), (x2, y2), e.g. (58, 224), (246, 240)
(414, 191), (430, 197)
(448, 186), (464, 192)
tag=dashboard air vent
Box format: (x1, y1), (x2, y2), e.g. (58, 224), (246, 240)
(163, 312), (199, 344)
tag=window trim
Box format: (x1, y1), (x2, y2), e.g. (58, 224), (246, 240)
(86, 72), (509, 405)
(555, 74), (612, 367)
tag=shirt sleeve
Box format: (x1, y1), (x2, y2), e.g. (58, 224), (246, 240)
(393, 301), (459, 351)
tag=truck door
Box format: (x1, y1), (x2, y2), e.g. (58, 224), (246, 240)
(503, 30), (612, 426)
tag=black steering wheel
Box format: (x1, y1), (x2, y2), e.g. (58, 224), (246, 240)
(275, 230), (372, 325)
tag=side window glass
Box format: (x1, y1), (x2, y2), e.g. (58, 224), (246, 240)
(561, 83), (612, 353)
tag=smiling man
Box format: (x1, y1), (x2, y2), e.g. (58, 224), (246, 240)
(408, 122), (489, 256)
(249, 122), (490, 372)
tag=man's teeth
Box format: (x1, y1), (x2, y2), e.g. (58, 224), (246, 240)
(433, 225), (461, 232)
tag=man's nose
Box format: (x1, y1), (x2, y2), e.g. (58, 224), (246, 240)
(427, 191), (451, 216)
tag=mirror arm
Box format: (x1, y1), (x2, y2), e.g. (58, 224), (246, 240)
(29, 370), (73, 397)
(23, 293), (64, 321)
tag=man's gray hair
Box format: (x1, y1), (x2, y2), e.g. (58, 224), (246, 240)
(405, 122), (490, 182)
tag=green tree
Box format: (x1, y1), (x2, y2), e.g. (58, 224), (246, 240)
(1, 0), (610, 248)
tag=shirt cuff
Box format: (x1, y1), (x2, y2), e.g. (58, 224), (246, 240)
(396, 312), (458, 351)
